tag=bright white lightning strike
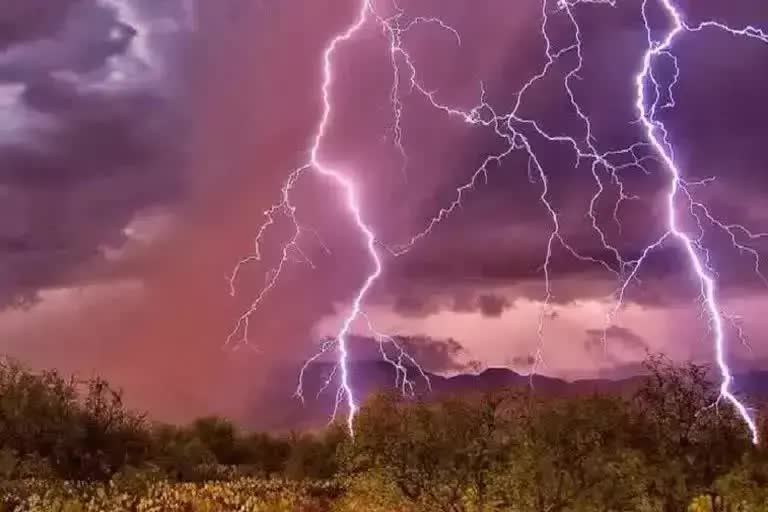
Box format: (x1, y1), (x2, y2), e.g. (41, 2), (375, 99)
(230, 1), (380, 434)
(634, 0), (766, 444)
(230, 0), (767, 441)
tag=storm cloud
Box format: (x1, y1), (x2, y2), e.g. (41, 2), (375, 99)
(0, 0), (766, 425)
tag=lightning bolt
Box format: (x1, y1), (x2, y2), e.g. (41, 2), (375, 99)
(633, 0), (766, 444)
(230, 1), (383, 434)
(230, 0), (767, 442)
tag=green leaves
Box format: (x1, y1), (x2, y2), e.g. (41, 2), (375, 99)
(0, 360), (148, 481)
(343, 357), (765, 512)
(1, 355), (766, 511)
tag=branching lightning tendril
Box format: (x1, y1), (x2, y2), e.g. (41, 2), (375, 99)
(230, 0), (767, 442)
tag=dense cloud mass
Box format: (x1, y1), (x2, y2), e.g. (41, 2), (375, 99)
(0, 0), (192, 309)
(0, 0), (767, 426)
(337, 335), (478, 374)
(0, 1), (80, 51)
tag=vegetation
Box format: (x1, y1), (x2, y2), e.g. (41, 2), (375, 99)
(0, 355), (767, 511)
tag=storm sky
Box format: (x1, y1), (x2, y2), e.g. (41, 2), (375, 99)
(1, 0), (767, 427)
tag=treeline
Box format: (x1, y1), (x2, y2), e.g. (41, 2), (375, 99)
(1, 356), (768, 511)
(0, 359), (342, 483)
(346, 356), (768, 511)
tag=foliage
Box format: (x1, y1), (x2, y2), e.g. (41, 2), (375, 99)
(0, 361), (149, 481)
(499, 395), (653, 511)
(0, 478), (341, 512)
(1, 355), (767, 511)
(345, 391), (515, 511)
(284, 425), (348, 481)
(634, 355), (754, 510)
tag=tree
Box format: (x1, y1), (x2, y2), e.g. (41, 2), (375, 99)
(69, 377), (150, 480)
(190, 416), (242, 465)
(151, 423), (216, 481)
(496, 394), (652, 512)
(0, 361), (150, 481)
(346, 391), (513, 512)
(709, 458), (768, 512)
(242, 432), (290, 477)
(284, 424), (347, 480)
(633, 355), (754, 512)
(0, 360), (79, 468)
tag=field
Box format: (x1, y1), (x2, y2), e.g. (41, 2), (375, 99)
(3, 477), (767, 512)
(1, 479), (345, 512)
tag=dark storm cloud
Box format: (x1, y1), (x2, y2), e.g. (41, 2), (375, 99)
(392, 293), (442, 318)
(342, 335), (474, 374)
(475, 294), (511, 317)
(584, 326), (649, 377)
(0, 84), (184, 306)
(0, 0), (191, 309)
(353, 0), (768, 320)
(585, 326), (648, 354)
(0, 1), (131, 82)
(391, 288), (512, 319)
(277, 0), (768, 396)
(383, 238), (703, 314)
(2, 0), (767, 426)
(0, 0), (81, 50)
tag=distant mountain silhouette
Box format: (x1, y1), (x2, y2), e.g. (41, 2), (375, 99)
(256, 361), (768, 432)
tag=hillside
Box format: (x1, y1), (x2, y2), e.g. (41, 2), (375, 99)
(256, 361), (768, 431)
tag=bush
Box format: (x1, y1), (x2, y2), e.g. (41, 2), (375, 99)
(2, 355), (767, 511)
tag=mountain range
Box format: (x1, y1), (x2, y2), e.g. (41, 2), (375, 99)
(256, 361), (768, 432)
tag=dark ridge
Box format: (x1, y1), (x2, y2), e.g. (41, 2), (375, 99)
(255, 361), (768, 432)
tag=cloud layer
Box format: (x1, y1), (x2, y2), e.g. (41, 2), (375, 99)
(1, 0), (767, 425)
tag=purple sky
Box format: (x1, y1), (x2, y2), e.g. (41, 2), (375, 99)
(1, 0), (767, 426)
